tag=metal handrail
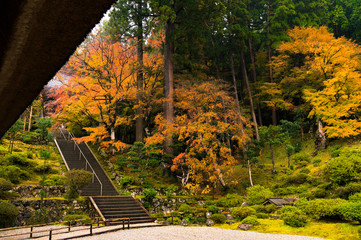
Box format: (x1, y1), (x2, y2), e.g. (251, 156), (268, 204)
(57, 128), (103, 196)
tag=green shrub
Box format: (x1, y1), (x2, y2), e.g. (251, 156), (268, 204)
(264, 204), (278, 213)
(250, 204), (265, 212)
(0, 165), (29, 184)
(178, 203), (191, 213)
(291, 152), (311, 164)
(0, 202), (19, 227)
(170, 211), (179, 216)
(63, 214), (89, 225)
(323, 154), (361, 185)
(0, 178), (13, 199)
(65, 170), (93, 200)
(39, 150), (51, 159)
(116, 156), (127, 169)
(300, 198), (347, 220)
(299, 168), (310, 174)
(4, 153), (33, 167)
(167, 217), (181, 224)
(211, 213), (226, 224)
(216, 193), (243, 207)
(241, 215), (259, 225)
(197, 216), (207, 224)
(256, 212), (269, 219)
(284, 173), (308, 184)
(349, 192), (361, 202)
(313, 158), (321, 166)
(142, 188), (157, 202)
(339, 202), (361, 223)
(231, 206), (257, 220)
(335, 182), (361, 199)
(119, 176), (135, 187)
(330, 145), (342, 158)
(311, 188), (328, 198)
(26, 151), (34, 159)
(34, 164), (52, 174)
(246, 185), (274, 205)
(43, 175), (66, 186)
(207, 205), (219, 214)
(281, 206), (307, 227)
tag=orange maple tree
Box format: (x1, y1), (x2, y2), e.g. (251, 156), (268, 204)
(53, 32), (163, 151)
(272, 26), (361, 138)
(146, 78), (251, 193)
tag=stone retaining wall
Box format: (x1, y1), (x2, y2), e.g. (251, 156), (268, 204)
(9, 199), (91, 226)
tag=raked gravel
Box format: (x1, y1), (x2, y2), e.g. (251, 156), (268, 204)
(69, 226), (330, 240)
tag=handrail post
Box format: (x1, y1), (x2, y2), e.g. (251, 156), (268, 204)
(49, 230), (52, 240)
(128, 219), (130, 229)
(100, 183), (103, 196)
(90, 224), (93, 236)
(30, 226), (33, 238)
(123, 219), (125, 230)
(68, 221), (71, 232)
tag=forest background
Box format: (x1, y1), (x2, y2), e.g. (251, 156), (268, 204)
(8, 0), (361, 197)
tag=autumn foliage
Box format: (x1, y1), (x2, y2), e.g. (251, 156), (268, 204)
(146, 78), (251, 193)
(272, 26), (361, 138)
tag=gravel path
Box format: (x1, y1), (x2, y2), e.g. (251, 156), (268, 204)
(68, 226), (330, 240)
(0, 225), (330, 240)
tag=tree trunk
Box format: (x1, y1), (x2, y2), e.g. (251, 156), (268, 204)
(247, 159), (254, 187)
(317, 119), (326, 149)
(270, 144), (276, 174)
(248, 27), (262, 126)
(163, 18), (175, 155)
(230, 52), (253, 185)
(110, 126), (116, 140)
(240, 52), (259, 141)
(287, 152), (291, 168)
(23, 114), (27, 132)
(135, 0), (144, 143)
(267, 1), (277, 125)
(28, 106), (33, 131)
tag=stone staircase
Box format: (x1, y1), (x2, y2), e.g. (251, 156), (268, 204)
(90, 196), (155, 224)
(54, 129), (155, 224)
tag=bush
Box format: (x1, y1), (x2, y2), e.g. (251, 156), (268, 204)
(39, 150), (51, 159)
(170, 211), (179, 216)
(264, 204), (278, 213)
(142, 188), (157, 202)
(63, 214), (89, 225)
(246, 185), (274, 205)
(335, 182), (361, 199)
(241, 215), (259, 225)
(256, 212), (269, 219)
(349, 192), (361, 202)
(291, 152), (311, 164)
(0, 178), (13, 199)
(0, 165), (29, 184)
(216, 193), (244, 207)
(323, 154), (361, 185)
(330, 145), (342, 158)
(250, 204), (265, 213)
(167, 217), (181, 224)
(65, 170), (93, 200)
(231, 206), (257, 220)
(119, 176), (135, 187)
(339, 202), (361, 223)
(44, 175), (66, 186)
(211, 213), (226, 224)
(300, 198), (347, 220)
(281, 206), (307, 227)
(4, 153), (33, 167)
(34, 164), (52, 174)
(0, 202), (19, 227)
(284, 173), (308, 184)
(311, 188), (328, 198)
(197, 216), (207, 224)
(313, 158), (321, 166)
(207, 205), (219, 214)
(178, 203), (191, 213)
